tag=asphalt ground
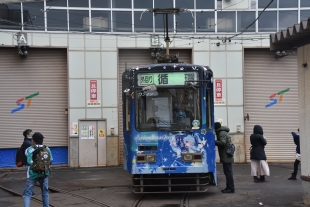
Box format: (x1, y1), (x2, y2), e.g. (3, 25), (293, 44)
(0, 163), (307, 207)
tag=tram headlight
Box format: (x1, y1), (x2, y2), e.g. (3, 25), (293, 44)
(146, 154), (156, 162)
(182, 154), (193, 161)
(182, 153), (202, 162)
(136, 154), (156, 163)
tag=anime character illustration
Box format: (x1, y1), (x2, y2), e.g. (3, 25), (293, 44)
(169, 132), (206, 156)
(192, 120), (200, 129)
(169, 133), (182, 158)
(183, 133), (206, 153)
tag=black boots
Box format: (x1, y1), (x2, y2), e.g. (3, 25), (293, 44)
(221, 188), (235, 193)
(288, 173), (297, 180)
(254, 176), (265, 182)
(254, 176), (260, 182)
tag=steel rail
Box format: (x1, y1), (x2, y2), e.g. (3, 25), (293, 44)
(131, 194), (147, 207)
(180, 193), (189, 207)
(0, 170), (12, 180)
(48, 186), (114, 207)
(0, 185), (57, 207)
(0, 170), (58, 207)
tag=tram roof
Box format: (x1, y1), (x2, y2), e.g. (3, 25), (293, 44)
(127, 63), (212, 73)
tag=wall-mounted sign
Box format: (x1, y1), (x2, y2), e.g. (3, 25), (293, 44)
(87, 80), (101, 107)
(265, 88), (290, 108)
(98, 129), (105, 138)
(137, 72), (199, 86)
(11, 92), (39, 114)
(90, 80), (97, 101)
(81, 126), (88, 139)
(17, 33), (27, 45)
(215, 79), (222, 101)
(70, 122), (78, 136)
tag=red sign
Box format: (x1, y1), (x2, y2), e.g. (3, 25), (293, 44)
(215, 79), (222, 101)
(90, 80), (97, 101)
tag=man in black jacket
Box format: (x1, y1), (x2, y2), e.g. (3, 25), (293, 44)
(22, 129), (36, 197)
(288, 128), (300, 180)
(22, 129), (33, 166)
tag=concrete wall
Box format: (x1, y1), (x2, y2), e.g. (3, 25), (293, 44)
(297, 45), (310, 205)
(0, 31), (270, 165)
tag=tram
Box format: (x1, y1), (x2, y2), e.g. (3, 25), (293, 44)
(122, 63), (216, 193)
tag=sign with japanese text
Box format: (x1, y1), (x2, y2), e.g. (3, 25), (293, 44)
(215, 79), (222, 101)
(90, 80), (97, 101)
(137, 72), (199, 86)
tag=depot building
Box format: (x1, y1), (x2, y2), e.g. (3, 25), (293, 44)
(0, 0), (306, 167)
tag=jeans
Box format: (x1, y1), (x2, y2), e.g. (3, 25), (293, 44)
(293, 159), (301, 176)
(223, 163), (235, 190)
(23, 177), (49, 207)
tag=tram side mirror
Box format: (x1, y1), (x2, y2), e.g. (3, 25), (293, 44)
(142, 84), (157, 93)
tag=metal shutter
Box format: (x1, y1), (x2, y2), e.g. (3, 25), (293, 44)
(118, 49), (192, 164)
(244, 48), (299, 162)
(0, 47), (68, 148)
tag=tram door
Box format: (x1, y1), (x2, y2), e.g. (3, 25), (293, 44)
(78, 119), (107, 167)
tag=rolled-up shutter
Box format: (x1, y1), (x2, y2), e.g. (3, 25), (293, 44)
(118, 49), (192, 164)
(0, 47), (68, 148)
(244, 48), (298, 162)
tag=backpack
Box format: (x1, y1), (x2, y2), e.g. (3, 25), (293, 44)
(30, 145), (51, 176)
(226, 142), (235, 157)
(15, 145), (25, 167)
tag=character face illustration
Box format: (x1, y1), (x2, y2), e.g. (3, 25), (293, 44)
(183, 135), (195, 148)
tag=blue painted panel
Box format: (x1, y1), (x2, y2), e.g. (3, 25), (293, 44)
(0, 147), (68, 168)
(127, 130), (216, 175)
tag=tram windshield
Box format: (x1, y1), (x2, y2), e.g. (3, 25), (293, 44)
(135, 88), (201, 131)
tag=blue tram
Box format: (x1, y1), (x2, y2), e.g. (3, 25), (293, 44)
(122, 63), (216, 193)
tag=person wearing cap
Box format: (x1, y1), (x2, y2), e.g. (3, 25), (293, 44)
(22, 129), (33, 166)
(23, 132), (53, 207)
(288, 128), (300, 180)
(215, 122), (235, 193)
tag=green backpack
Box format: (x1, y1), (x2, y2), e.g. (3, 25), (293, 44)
(30, 145), (51, 176)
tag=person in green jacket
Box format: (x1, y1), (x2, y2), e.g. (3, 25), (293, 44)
(215, 122), (235, 193)
(23, 132), (53, 207)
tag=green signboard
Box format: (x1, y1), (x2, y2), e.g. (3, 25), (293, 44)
(137, 72), (199, 86)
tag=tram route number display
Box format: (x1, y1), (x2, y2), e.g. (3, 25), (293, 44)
(137, 72), (199, 86)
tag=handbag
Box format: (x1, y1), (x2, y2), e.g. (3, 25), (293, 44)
(296, 153), (301, 161)
(226, 142), (235, 157)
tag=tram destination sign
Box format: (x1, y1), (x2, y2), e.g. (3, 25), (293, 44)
(137, 72), (199, 86)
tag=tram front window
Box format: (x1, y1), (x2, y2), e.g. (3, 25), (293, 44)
(135, 88), (201, 131)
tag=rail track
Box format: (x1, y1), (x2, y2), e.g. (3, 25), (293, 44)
(47, 185), (114, 207)
(131, 193), (190, 207)
(0, 170), (114, 207)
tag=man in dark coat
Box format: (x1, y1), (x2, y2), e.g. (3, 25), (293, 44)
(22, 129), (33, 166)
(288, 128), (300, 180)
(215, 122), (235, 193)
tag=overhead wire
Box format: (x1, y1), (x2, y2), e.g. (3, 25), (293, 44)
(2, 0), (254, 34)
(3, 2), (158, 32)
(225, 0), (274, 41)
(0, 0), (297, 46)
(208, 0), (254, 28)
